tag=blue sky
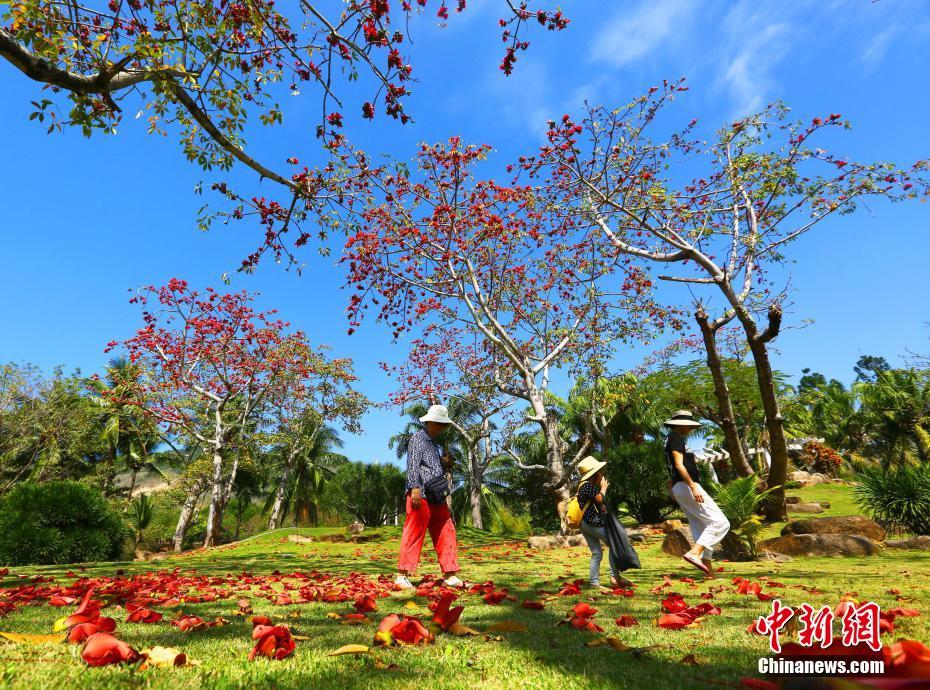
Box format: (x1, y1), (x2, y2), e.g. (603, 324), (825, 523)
(2, 0), (929, 464)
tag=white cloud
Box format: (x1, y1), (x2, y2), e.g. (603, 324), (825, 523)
(717, 2), (791, 117)
(589, 0), (700, 68)
(860, 25), (898, 72)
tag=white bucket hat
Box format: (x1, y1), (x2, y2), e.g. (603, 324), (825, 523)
(663, 410), (702, 428)
(577, 456), (607, 482)
(419, 404), (452, 425)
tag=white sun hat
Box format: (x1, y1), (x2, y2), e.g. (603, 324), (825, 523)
(419, 404), (452, 425)
(663, 410), (702, 427)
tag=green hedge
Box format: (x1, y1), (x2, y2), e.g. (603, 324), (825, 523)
(0, 481), (128, 566)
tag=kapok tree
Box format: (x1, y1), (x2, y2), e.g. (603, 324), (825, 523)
(1, 0), (567, 261)
(265, 343), (366, 530)
(337, 138), (673, 531)
(384, 329), (516, 530)
(523, 83), (930, 519)
(108, 278), (314, 547)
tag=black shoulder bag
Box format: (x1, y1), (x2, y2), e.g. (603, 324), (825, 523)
(421, 445), (451, 505)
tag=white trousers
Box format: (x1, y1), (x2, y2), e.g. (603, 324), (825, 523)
(671, 482), (730, 560)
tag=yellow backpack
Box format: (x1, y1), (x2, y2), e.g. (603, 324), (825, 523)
(565, 481), (593, 530)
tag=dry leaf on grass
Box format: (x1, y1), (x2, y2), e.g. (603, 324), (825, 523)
(328, 644), (370, 656)
(140, 646), (197, 669)
(447, 623), (482, 636)
(679, 653), (701, 665)
(0, 632), (63, 645)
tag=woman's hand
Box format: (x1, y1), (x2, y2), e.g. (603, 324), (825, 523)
(600, 476), (609, 493)
(690, 485), (704, 504)
(411, 488), (422, 510)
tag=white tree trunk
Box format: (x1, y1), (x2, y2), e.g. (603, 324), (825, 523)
(268, 450), (297, 530)
(173, 478), (206, 552)
(203, 443), (226, 547)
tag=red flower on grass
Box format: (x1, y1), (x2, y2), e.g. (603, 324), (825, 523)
(81, 632), (139, 667)
(431, 593), (463, 631)
(249, 625), (296, 661)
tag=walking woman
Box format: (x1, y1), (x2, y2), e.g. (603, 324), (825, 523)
(665, 410), (730, 576)
(576, 456), (636, 591)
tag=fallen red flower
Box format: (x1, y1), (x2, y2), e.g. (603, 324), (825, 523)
(521, 600), (545, 610)
(391, 616), (434, 645)
(615, 615), (638, 628)
(68, 620), (115, 644)
(572, 602), (598, 619)
(354, 595), (378, 613)
(249, 625), (295, 661)
(81, 632), (139, 667)
(126, 607), (163, 624)
(431, 593), (463, 631)
(657, 612), (695, 629)
(250, 615), (274, 627)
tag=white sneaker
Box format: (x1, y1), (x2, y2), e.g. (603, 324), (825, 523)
(443, 576), (463, 588)
(394, 575), (415, 590)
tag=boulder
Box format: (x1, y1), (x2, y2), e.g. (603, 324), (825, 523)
(787, 503), (825, 514)
(527, 534), (587, 549)
(661, 519), (684, 534)
(785, 496), (802, 504)
(627, 529), (647, 543)
(789, 470), (828, 487)
(661, 527), (742, 560)
(758, 533), (882, 557)
(781, 516), (886, 542)
(287, 534), (315, 544)
(661, 527), (693, 557)
(756, 550), (793, 563)
(885, 536), (930, 550)
(346, 521), (365, 535)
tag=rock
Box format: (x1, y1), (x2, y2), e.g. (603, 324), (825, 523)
(787, 503), (825, 514)
(758, 533), (882, 557)
(287, 534), (315, 544)
(661, 519), (684, 534)
(781, 516), (886, 542)
(756, 550), (793, 563)
(819, 501), (831, 509)
(346, 521), (365, 535)
(661, 526), (742, 560)
(885, 536), (930, 550)
(785, 496), (802, 504)
(528, 535), (561, 549)
(134, 549), (149, 561)
(789, 470), (812, 485)
(527, 534), (588, 549)
(661, 527), (694, 557)
(627, 530), (647, 543)
(811, 473), (829, 484)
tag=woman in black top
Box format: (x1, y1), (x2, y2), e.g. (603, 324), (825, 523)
(664, 410), (730, 576)
(575, 456), (634, 590)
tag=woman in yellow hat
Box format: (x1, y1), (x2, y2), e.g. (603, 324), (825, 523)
(575, 456), (634, 591)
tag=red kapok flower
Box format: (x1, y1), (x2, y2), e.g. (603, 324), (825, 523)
(249, 625), (295, 661)
(392, 616), (434, 645)
(431, 593), (463, 631)
(354, 595), (378, 613)
(81, 632), (139, 667)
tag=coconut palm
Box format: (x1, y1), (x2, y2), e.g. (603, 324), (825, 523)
(856, 369), (930, 467)
(266, 412), (346, 528)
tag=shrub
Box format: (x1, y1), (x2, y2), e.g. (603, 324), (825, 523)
(854, 463), (930, 536)
(605, 440), (676, 525)
(709, 475), (775, 560)
(799, 441), (843, 475)
(327, 462), (406, 526)
(0, 481), (128, 566)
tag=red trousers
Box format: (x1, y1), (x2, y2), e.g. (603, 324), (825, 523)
(398, 495), (459, 574)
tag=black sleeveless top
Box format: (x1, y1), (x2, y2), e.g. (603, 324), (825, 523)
(665, 431), (700, 484)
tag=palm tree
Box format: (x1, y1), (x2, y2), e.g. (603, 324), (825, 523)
(128, 493), (154, 550)
(856, 369), (930, 467)
(266, 412), (346, 529)
(86, 358), (159, 498)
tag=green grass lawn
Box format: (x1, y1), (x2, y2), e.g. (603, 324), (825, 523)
(0, 486), (928, 690)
